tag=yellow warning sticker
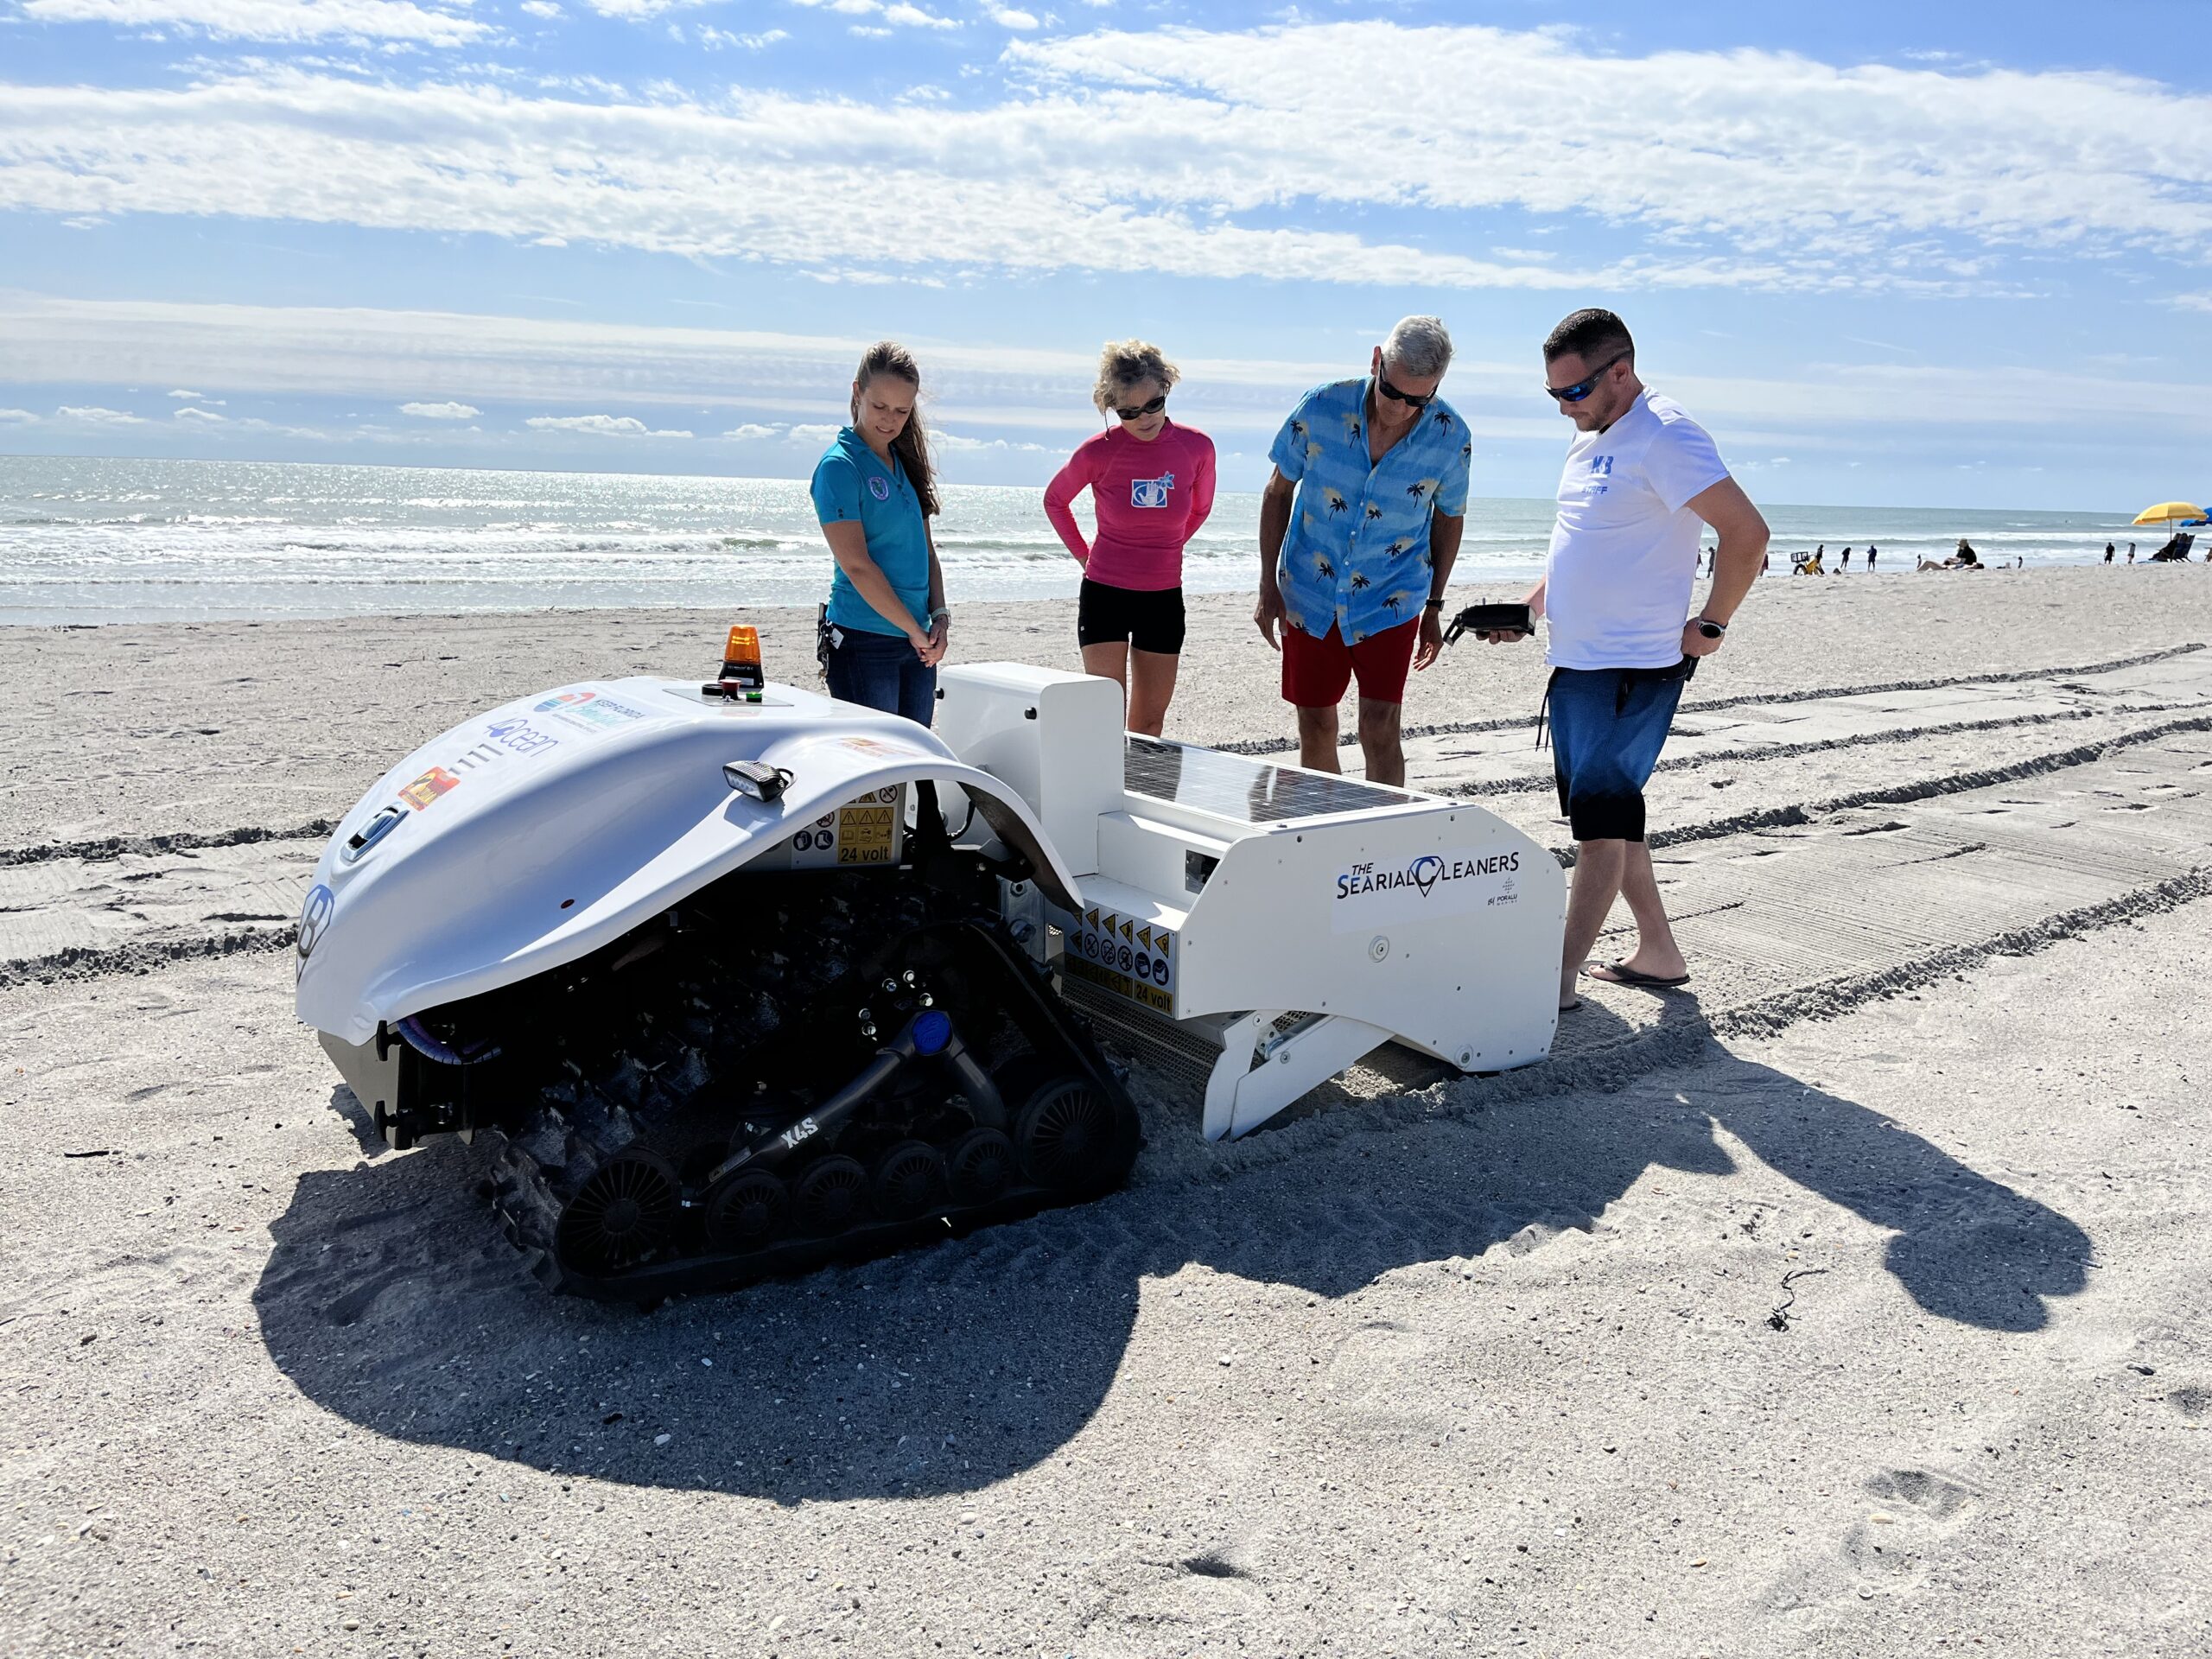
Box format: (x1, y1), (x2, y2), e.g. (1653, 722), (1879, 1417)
(836, 802), (897, 866)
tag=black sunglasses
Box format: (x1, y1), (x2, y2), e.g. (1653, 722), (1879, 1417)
(1375, 372), (1434, 410)
(1544, 351), (1630, 404)
(1114, 394), (1167, 423)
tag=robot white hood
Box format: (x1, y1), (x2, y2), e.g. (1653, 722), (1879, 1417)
(293, 677), (1082, 1047)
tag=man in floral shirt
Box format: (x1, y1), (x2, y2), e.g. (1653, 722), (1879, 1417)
(1255, 315), (1470, 787)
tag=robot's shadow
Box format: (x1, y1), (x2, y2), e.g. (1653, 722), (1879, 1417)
(257, 1037), (2091, 1503)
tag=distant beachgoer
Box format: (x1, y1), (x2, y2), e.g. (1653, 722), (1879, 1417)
(1955, 538), (1980, 568)
(2128, 545), (2137, 564)
(1484, 306), (1769, 1012)
(1045, 339), (1217, 736)
(1255, 315), (1468, 786)
(810, 340), (947, 725)
(2106, 542), (2116, 564)
(1840, 547), (1853, 570)
(1867, 545), (1878, 570)
(1761, 551), (1770, 575)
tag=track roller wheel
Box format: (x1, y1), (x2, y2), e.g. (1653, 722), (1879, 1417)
(872, 1140), (948, 1217)
(791, 1154), (869, 1236)
(703, 1166), (790, 1250)
(945, 1126), (1015, 1203)
(1014, 1077), (1117, 1190)
(555, 1151), (678, 1277)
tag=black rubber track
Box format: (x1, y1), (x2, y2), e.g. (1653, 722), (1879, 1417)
(437, 865), (1140, 1301)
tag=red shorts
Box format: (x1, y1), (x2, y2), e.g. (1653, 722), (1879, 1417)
(1281, 617), (1421, 708)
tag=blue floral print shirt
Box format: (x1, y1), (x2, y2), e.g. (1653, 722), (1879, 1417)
(1267, 377), (1472, 642)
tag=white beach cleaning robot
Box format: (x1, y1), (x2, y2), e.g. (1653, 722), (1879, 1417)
(294, 638), (1563, 1297)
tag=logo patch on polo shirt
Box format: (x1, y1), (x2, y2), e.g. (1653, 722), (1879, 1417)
(868, 475), (891, 501)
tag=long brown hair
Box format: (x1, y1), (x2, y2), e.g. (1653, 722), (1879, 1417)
(850, 340), (938, 518)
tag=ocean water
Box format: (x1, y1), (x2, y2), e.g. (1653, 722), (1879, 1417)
(0, 454), (2167, 626)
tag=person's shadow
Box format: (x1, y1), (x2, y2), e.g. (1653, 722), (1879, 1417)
(258, 1039), (2088, 1502)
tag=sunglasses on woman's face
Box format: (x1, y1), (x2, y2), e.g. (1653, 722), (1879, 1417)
(1115, 394), (1168, 423)
(1544, 352), (1630, 404)
(1375, 372), (1434, 410)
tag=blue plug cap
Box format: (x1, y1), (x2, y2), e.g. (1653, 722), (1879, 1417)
(912, 1008), (952, 1056)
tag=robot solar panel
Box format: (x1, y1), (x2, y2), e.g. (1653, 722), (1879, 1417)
(1122, 734), (1419, 824)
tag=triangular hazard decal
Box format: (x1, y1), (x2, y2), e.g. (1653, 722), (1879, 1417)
(1137, 926), (1153, 950)
(1158, 933), (1171, 957)
(1100, 913), (1117, 938)
(1121, 918), (1134, 941)
(1084, 907), (1099, 927)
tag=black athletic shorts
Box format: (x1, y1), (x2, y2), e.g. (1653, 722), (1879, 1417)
(1077, 578), (1185, 655)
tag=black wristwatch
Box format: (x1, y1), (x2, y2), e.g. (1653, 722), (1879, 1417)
(1694, 617), (1727, 639)
(1423, 597), (1446, 611)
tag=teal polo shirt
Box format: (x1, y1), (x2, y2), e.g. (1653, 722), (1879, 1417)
(811, 428), (931, 638)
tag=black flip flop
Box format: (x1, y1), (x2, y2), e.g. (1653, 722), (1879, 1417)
(1585, 961), (1691, 988)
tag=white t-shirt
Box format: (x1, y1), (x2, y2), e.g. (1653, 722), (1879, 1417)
(1543, 389), (1731, 670)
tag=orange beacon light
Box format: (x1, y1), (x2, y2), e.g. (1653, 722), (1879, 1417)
(720, 626), (765, 690)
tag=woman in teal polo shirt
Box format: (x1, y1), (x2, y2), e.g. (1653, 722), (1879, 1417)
(810, 340), (948, 726)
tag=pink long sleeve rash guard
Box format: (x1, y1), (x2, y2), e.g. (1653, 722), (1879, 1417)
(1042, 420), (1217, 592)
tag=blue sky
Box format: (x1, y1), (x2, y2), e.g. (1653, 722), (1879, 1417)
(3, 0), (2212, 507)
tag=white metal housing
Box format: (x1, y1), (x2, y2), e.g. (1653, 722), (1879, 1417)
(294, 661), (1566, 1146)
(937, 664), (1566, 1140)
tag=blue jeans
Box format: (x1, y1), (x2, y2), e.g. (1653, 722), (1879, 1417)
(1548, 662), (1692, 842)
(824, 624), (936, 728)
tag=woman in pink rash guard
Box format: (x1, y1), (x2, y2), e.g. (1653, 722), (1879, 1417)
(1043, 340), (1217, 735)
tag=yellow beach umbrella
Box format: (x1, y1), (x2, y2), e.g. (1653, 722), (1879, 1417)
(2133, 499), (2206, 526)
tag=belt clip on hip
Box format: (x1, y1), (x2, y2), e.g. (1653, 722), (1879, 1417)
(702, 623), (767, 702)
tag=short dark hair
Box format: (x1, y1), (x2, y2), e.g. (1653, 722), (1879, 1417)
(1543, 308), (1635, 366)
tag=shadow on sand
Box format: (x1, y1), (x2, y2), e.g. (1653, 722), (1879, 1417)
(259, 1029), (2088, 1502)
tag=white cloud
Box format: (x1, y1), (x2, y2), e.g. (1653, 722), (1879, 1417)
(697, 25), (785, 48)
(787, 423), (841, 442)
(525, 412), (693, 436)
(399, 399), (480, 417)
(987, 6), (1035, 27)
(19, 0), (491, 47)
(55, 404), (147, 424)
(0, 408), (39, 424)
(697, 24), (779, 48)
(519, 0), (559, 13)
(881, 2), (957, 27)
(5, 33), (2207, 296)
(167, 387), (219, 400)
(173, 404), (227, 421)
(2171, 291), (2212, 313)
(933, 429), (1051, 454)
(721, 422), (785, 439)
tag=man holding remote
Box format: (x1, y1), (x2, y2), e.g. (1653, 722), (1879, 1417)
(1487, 308), (1769, 1011)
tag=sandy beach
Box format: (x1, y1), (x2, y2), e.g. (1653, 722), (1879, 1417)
(6, 563), (2212, 1657)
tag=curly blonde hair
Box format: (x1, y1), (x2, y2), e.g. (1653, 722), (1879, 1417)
(1091, 340), (1180, 415)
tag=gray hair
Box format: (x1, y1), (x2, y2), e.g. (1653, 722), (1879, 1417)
(1382, 315), (1453, 380)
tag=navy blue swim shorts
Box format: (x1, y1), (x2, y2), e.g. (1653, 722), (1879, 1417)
(1548, 662), (1694, 842)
